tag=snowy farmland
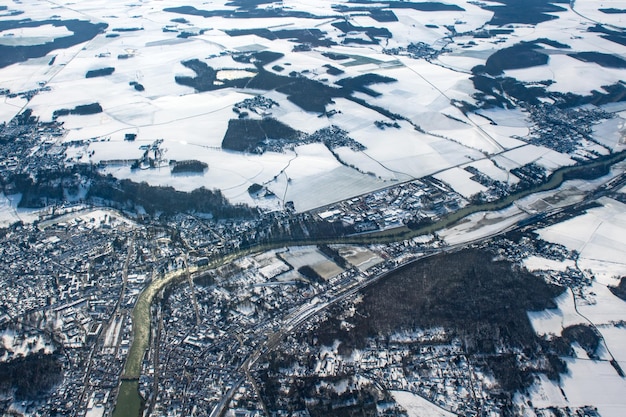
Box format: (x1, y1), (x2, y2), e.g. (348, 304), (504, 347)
(520, 196), (626, 417)
(1, 0), (624, 212)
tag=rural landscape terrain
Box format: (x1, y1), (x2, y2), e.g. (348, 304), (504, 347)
(0, 0), (626, 416)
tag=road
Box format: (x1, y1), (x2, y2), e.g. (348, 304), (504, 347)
(207, 170), (626, 417)
(114, 155), (626, 415)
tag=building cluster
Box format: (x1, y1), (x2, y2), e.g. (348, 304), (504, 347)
(527, 104), (613, 158)
(313, 176), (467, 232)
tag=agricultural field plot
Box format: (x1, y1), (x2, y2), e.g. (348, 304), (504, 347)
(1, 0), (624, 213)
(333, 245), (384, 272)
(279, 246), (344, 280)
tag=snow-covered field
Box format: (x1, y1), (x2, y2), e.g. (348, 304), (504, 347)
(390, 390), (456, 417)
(522, 195), (626, 417)
(279, 246), (343, 280)
(1, 0), (622, 212)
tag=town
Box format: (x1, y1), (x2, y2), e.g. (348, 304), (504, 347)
(0, 101), (624, 416)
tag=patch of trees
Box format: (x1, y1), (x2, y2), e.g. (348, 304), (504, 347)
(561, 324), (600, 358)
(600, 8), (626, 14)
(85, 67), (115, 78)
(568, 51), (626, 68)
(322, 52), (349, 61)
(0, 353), (62, 401)
(335, 74), (396, 97)
(10, 170), (69, 208)
(317, 244), (348, 269)
(175, 59), (253, 92)
(241, 65), (397, 114)
(52, 102), (103, 119)
(112, 27), (143, 32)
(323, 64), (344, 76)
(310, 249), (566, 391)
(129, 81), (145, 91)
(170, 160), (208, 174)
(247, 183), (263, 195)
(6, 165), (257, 219)
(483, 43), (549, 75)
(222, 118), (301, 152)
(370, 9), (398, 22)
(297, 266), (323, 283)
(332, 21), (392, 41)
(609, 277), (626, 301)
(588, 24), (626, 47)
(164, 4), (319, 20)
(0, 19), (108, 69)
(88, 175), (256, 218)
(315, 249), (563, 350)
(477, 0), (568, 26)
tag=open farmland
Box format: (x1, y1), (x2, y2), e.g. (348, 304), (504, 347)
(0, 0), (623, 211)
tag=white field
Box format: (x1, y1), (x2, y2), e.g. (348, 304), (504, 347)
(523, 195), (626, 417)
(0, 0), (623, 214)
(527, 289), (587, 337)
(492, 145), (575, 172)
(465, 158), (520, 184)
(434, 167), (487, 198)
(334, 245), (384, 272)
(279, 246), (343, 280)
(439, 204), (527, 246)
(390, 390), (456, 417)
(538, 197), (626, 280)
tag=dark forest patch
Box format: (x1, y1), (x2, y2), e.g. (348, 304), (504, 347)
(0, 19), (108, 68)
(322, 52), (350, 61)
(334, 2), (464, 13)
(336, 74), (396, 97)
(370, 9), (398, 22)
(85, 67), (115, 78)
(588, 24), (626, 47)
(295, 249), (570, 395)
(112, 27), (143, 32)
(53, 103), (103, 119)
(323, 64), (344, 76)
(478, 0), (568, 26)
(332, 21), (392, 41)
(170, 160), (208, 174)
(532, 38), (570, 49)
(483, 43), (549, 75)
(175, 59), (254, 92)
(313, 249), (563, 352)
(600, 8), (626, 14)
(561, 324), (600, 358)
(0, 353), (62, 401)
(163, 5), (321, 20)
(222, 118), (301, 152)
(609, 277), (626, 301)
(568, 51), (626, 68)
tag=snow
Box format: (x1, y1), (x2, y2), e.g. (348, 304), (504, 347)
(439, 204), (527, 246)
(527, 289), (586, 337)
(523, 256), (576, 273)
(559, 358), (626, 417)
(434, 167), (487, 198)
(390, 390), (456, 417)
(592, 116), (626, 151)
(525, 195), (626, 416)
(0, 24), (72, 46)
(492, 145), (575, 172)
(538, 197), (626, 281)
(0, 193), (21, 227)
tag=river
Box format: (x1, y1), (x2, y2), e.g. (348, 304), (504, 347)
(112, 150), (626, 417)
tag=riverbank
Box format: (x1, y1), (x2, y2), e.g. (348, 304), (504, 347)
(112, 149), (626, 416)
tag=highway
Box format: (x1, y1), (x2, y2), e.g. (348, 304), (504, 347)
(207, 170), (626, 417)
(115, 156), (626, 416)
